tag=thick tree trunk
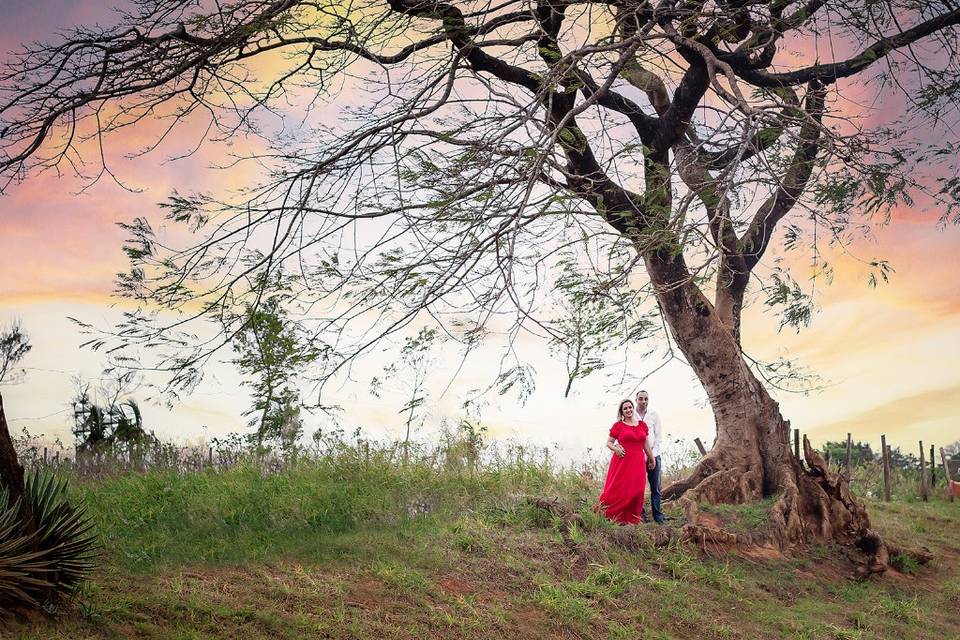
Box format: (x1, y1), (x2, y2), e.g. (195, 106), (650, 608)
(645, 252), (886, 568)
(0, 392), (37, 535)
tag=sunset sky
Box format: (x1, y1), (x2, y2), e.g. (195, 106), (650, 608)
(1, 1), (958, 464)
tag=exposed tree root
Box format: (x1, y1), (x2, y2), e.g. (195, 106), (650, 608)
(660, 451), (721, 501)
(653, 435), (935, 577)
(530, 431), (934, 580)
(886, 544), (934, 568)
(684, 465), (763, 505)
(526, 495), (940, 583)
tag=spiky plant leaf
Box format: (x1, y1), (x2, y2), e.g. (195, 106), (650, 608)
(0, 470), (98, 609)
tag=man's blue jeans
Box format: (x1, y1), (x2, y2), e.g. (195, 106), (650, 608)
(647, 455), (663, 523)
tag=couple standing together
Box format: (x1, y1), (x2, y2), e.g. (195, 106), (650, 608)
(597, 390), (664, 525)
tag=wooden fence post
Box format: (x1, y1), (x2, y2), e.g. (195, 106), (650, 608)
(930, 444), (936, 487)
(919, 441), (928, 501)
(940, 447), (954, 503)
(845, 433), (853, 480)
(694, 438), (707, 457)
(881, 434), (891, 502)
(208, 446), (213, 469)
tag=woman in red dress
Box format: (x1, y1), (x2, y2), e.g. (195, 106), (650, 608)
(598, 399), (656, 524)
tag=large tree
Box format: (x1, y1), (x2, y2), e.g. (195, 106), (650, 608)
(2, 0), (959, 566)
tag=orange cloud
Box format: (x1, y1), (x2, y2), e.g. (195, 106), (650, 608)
(811, 385), (960, 448)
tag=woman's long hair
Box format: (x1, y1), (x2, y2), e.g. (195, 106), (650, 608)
(617, 399), (634, 420)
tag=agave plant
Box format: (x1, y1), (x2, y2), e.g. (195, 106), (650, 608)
(0, 470), (98, 609)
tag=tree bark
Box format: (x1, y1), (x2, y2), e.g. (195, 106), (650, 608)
(646, 254), (883, 565)
(0, 391), (37, 535)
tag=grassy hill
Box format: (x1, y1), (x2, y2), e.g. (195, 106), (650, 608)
(4, 445), (959, 639)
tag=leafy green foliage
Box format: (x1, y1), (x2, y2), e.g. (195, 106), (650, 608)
(232, 285), (321, 448)
(371, 327), (442, 450)
(158, 191), (213, 231)
(866, 260), (895, 289)
(763, 266), (815, 332)
(821, 441), (876, 466)
(547, 255), (656, 396)
(0, 320), (31, 385)
(491, 364), (537, 405)
(72, 386), (152, 451)
(889, 553), (922, 575)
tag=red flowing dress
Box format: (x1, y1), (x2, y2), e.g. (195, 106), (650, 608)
(598, 420), (648, 524)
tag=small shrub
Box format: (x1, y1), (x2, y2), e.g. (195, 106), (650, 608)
(889, 553), (921, 575)
(564, 520), (587, 545)
(0, 470), (98, 609)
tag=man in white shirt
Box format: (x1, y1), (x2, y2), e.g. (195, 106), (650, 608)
(635, 390), (664, 524)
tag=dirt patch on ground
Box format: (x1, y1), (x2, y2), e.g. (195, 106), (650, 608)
(507, 605), (551, 631)
(345, 577), (387, 610)
(437, 576), (475, 596)
(1, 608), (48, 626)
(738, 544), (784, 561)
(694, 511), (724, 529)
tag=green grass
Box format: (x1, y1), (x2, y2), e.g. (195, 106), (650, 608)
(373, 560), (431, 593)
(533, 580), (595, 626)
(698, 495), (778, 534)
(67, 455), (590, 572)
(4, 451), (959, 640)
(890, 552), (922, 574)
